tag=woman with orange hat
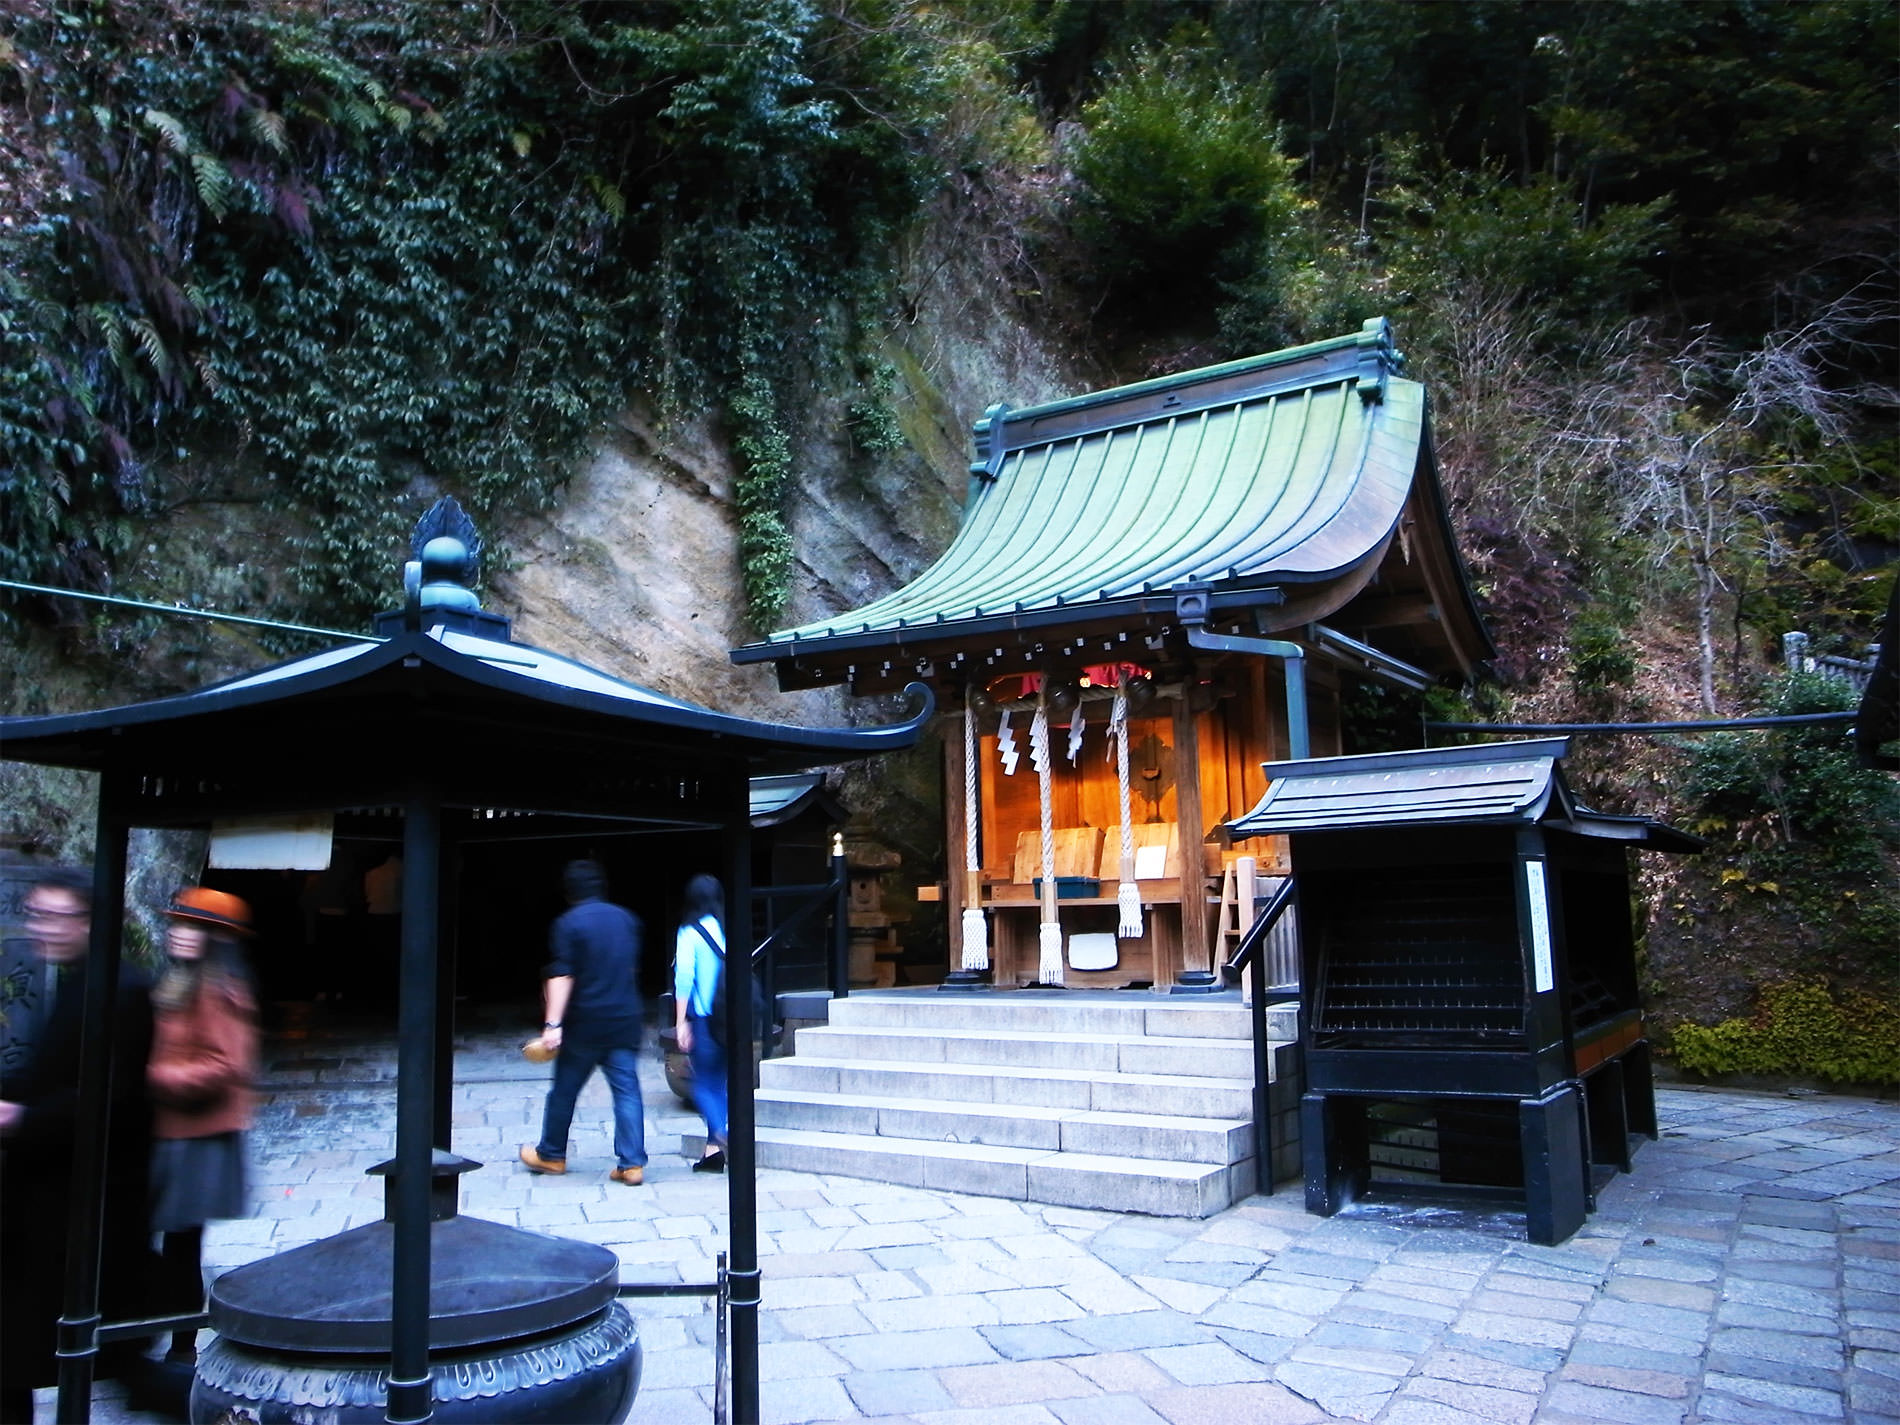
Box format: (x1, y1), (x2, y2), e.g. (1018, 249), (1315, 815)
(148, 886), (260, 1367)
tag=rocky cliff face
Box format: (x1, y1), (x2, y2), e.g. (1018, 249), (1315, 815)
(494, 262), (1081, 732)
(1, 228), (1088, 961)
(486, 244), (1087, 936)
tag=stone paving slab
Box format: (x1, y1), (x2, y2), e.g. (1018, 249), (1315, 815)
(34, 1018), (1900, 1424)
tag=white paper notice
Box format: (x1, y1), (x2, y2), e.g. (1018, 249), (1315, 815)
(210, 813), (334, 870)
(1525, 859), (1554, 993)
(1133, 843), (1168, 880)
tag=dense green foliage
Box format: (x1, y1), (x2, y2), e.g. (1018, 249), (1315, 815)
(4, 0), (1890, 648)
(1016, 0), (1895, 330)
(0, 0), (1005, 625)
(1688, 671), (1900, 873)
(2, 0), (1893, 1052)
(3, 5), (632, 614)
(1067, 40), (1305, 318)
(1023, 1), (1894, 702)
(1683, 670), (1900, 968)
(1672, 980), (1900, 1087)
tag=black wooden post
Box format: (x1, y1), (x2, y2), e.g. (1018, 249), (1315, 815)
(722, 763), (761, 1425)
(387, 787), (440, 1425)
(1247, 897), (1272, 1198)
(433, 831), (461, 1153)
(1520, 1083), (1587, 1247)
(55, 774), (130, 1424)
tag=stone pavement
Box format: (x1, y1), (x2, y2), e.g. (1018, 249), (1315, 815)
(38, 1011), (1900, 1425)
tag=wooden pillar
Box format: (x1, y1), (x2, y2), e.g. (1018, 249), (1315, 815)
(722, 764), (761, 1425)
(54, 773), (130, 1424)
(1172, 693), (1210, 982)
(387, 785), (440, 1425)
(432, 827), (461, 1153)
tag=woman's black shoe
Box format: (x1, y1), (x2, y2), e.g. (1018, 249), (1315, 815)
(692, 1149), (726, 1173)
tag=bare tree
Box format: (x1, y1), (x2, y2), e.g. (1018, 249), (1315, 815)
(1559, 293), (1891, 711)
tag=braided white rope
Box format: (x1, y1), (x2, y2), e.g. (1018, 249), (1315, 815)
(1113, 680), (1142, 939)
(1039, 921), (1065, 988)
(1031, 701), (1063, 985)
(960, 697), (988, 970)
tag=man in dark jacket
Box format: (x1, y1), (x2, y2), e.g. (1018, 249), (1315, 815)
(0, 866), (154, 1423)
(519, 859), (648, 1185)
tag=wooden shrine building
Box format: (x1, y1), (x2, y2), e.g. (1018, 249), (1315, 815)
(733, 319), (1492, 990)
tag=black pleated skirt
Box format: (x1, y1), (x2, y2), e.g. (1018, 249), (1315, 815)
(151, 1131), (249, 1232)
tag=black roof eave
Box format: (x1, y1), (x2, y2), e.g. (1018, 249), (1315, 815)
(2, 631), (931, 774)
(1227, 808), (1532, 840)
(1230, 808), (1701, 850)
(1256, 738), (1574, 783)
(732, 581), (1312, 671)
(1549, 814), (1706, 853)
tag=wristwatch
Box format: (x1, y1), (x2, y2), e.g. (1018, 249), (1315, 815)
(544, 1021), (562, 1029)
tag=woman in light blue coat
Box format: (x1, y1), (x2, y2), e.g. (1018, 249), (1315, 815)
(673, 874), (728, 1172)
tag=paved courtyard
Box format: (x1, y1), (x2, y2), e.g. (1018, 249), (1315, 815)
(39, 1011), (1900, 1424)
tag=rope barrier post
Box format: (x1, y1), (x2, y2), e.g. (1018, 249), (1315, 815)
(714, 1251), (729, 1425)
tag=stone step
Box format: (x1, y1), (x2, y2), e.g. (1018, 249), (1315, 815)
(754, 1087), (1253, 1165)
(758, 1055), (1258, 1119)
(826, 991), (1298, 1044)
(787, 1024), (1256, 1079)
(753, 1125), (1252, 1218)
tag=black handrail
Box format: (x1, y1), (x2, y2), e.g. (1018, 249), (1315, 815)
(746, 847), (851, 1044)
(751, 879), (841, 964)
(1223, 876), (1297, 979)
(618, 1254), (730, 1424)
(1222, 875), (1299, 1198)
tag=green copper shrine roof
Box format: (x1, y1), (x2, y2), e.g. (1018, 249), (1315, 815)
(735, 319), (1481, 682)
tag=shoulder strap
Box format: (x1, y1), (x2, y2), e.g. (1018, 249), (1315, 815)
(692, 920), (724, 961)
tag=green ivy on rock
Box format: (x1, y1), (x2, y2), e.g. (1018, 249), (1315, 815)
(1, 0), (994, 631)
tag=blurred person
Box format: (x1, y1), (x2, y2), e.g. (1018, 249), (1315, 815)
(518, 860), (648, 1185)
(147, 888), (259, 1368)
(0, 867), (154, 1424)
(673, 874), (728, 1172)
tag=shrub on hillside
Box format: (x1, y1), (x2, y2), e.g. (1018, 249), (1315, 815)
(1069, 42), (1305, 308)
(1671, 979), (1900, 1087)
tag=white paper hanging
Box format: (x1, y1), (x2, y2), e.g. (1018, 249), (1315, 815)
(997, 708), (1018, 776)
(1066, 704), (1085, 765)
(1068, 932), (1118, 972)
(1028, 706), (1050, 775)
(1525, 859), (1554, 993)
(210, 813), (334, 870)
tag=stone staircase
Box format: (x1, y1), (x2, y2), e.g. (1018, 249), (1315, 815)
(749, 990), (1295, 1218)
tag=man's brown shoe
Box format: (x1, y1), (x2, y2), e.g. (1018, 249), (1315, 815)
(609, 1166), (644, 1186)
(518, 1146), (567, 1175)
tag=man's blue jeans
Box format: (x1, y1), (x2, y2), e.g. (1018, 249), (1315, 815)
(536, 1040), (647, 1170)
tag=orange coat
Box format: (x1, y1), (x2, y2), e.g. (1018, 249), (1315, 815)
(148, 976), (257, 1141)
